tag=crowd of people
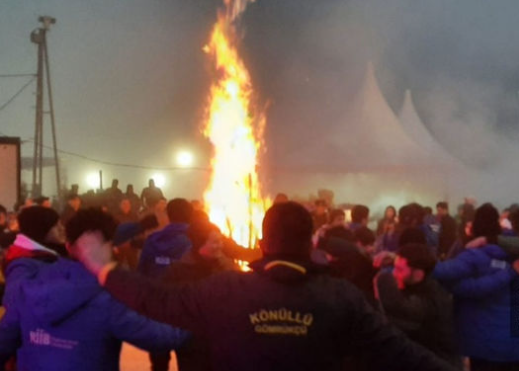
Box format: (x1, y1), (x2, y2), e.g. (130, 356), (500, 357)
(0, 183), (519, 371)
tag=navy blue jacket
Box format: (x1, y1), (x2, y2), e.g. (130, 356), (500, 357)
(138, 223), (191, 279)
(433, 245), (519, 362)
(0, 258), (188, 371)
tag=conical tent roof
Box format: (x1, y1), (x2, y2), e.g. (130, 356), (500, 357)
(398, 89), (460, 165)
(329, 62), (437, 171)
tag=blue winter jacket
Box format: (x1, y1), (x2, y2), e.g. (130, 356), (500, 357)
(2, 258), (50, 311)
(0, 258), (189, 371)
(138, 223), (191, 279)
(433, 244), (519, 362)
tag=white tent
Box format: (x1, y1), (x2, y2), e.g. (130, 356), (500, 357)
(269, 62), (470, 207)
(328, 62), (443, 172)
(398, 89), (462, 167)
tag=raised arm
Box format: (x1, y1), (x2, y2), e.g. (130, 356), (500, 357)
(107, 293), (191, 351)
(104, 267), (212, 334)
(433, 249), (477, 282)
(447, 261), (519, 299)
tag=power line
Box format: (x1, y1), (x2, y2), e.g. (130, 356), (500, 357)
(0, 73), (36, 78)
(56, 147), (210, 172)
(0, 77), (35, 113)
(19, 137), (210, 172)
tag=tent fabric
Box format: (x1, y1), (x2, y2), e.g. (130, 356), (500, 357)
(398, 89), (463, 167)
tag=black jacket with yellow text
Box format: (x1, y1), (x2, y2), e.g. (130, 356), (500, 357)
(104, 258), (457, 371)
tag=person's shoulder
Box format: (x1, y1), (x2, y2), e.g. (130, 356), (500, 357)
(200, 269), (251, 289)
(481, 243), (508, 258)
(309, 273), (367, 304)
(5, 257), (47, 278)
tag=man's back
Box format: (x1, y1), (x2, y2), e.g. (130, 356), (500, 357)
(376, 273), (459, 366)
(105, 260), (456, 371)
(138, 223), (191, 279)
(0, 258), (187, 371)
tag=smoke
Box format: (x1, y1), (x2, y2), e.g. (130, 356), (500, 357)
(419, 79), (507, 168)
(4, 0), (519, 209)
(243, 0), (519, 210)
(225, 0), (256, 21)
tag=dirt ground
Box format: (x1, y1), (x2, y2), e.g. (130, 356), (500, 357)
(120, 343), (177, 371)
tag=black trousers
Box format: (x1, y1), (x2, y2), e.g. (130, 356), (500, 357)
(149, 351), (171, 371)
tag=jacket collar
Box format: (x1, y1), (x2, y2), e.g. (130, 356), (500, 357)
(250, 257), (329, 282)
(12, 234), (58, 256)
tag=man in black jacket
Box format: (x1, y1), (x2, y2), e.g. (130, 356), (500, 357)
(77, 202), (458, 371)
(437, 202), (457, 260)
(375, 243), (460, 368)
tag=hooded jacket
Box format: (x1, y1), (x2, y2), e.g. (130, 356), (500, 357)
(433, 244), (519, 362)
(102, 258), (458, 371)
(2, 234), (60, 310)
(0, 258), (189, 371)
(138, 223), (191, 279)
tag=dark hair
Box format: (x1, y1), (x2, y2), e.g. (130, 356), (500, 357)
(33, 196), (49, 206)
(18, 206), (60, 243)
(351, 205), (369, 223)
(397, 243), (437, 276)
(399, 227), (426, 247)
(261, 202), (313, 258)
(329, 209), (345, 223)
(424, 206), (432, 215)
(385, 205), (396, 218)
(510, 210), (519, 234)
(355, 227), (375, 246)
(0, 204), (6, 215)
(273, 193), (289, 204)
(398, 203), (424, 227)
(65, 208), (117, 245)
(509, 203), (519, 214)
(436, 201), (448, 210)
(187, 220), (220, 253)
(166, 198), (193, 223)
(472, 203), (500, 243)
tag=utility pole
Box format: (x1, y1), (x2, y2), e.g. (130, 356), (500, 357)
(30, 16), (61, 201)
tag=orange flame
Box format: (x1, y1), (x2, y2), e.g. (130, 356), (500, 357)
(203, 0), (269, 250)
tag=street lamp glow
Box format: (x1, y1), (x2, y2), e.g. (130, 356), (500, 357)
(176, 151), (194, 167)
(151, 173), (166, 188)
(86, 173), (100, 189)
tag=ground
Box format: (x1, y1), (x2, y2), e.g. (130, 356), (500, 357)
(120, 343), (178, 371)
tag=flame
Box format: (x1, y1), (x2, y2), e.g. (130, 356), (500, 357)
(202, 0), (269, 252)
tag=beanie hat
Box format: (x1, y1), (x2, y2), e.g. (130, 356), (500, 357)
(18, 206), (60, 244)
(261, 202), (313, 259)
